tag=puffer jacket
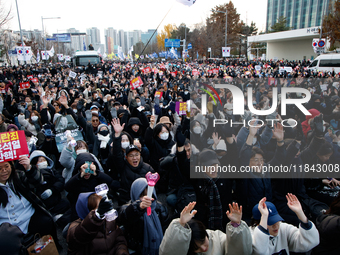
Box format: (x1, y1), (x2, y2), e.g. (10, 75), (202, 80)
(118, 178), (169, 254)
(67, 210), (129, 255)
(30, 150), (64, 209)
(313, 213), (340, 255)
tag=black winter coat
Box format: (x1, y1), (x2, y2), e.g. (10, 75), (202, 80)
(118, 200), (169, 254)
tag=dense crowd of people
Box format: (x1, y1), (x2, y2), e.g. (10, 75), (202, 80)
(0, 58), (340, 255)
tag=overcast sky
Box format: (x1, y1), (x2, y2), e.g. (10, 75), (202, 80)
(5, 0), (267, 42)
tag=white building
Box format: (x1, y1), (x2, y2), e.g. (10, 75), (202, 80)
(247, 26), (329, 60)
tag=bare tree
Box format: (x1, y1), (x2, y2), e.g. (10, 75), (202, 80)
(0, 1), (12, 29)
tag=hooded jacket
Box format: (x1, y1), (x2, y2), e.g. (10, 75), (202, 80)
(29, 150), (65, 209)
(119, 178), (169, 254)
(67, 192), (129, 255)
(301, 108), (320, 138)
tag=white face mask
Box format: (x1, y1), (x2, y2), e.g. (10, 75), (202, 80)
(92, 110), (98, 115)
(76, 149), (87, 155)
(338, 141), (340, 147)
(37, 161), (48, 169)
(31, 116), (38, 122)
(193, 126), (202, 134)
(184, 91), (188, 95)
(103, 98), (107, 103)
(121, 142), (130, 149)
(137, 102), (141, 106)
(160, 132), (169, 140)
(73, 109), (77, 113)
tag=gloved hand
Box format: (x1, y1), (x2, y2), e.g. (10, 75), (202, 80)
(41, 189), (52, 200)
(176, 125), (186, 147)
(97, 197), (114, 218)
(77, 100), (84, 112)
(311, 114), (324, 137)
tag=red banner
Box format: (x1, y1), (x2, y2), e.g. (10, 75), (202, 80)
(27, 75), (33, 80)
(155, 91), (163, 98)
(143, 67), (151, 74)
(31, 78), (39, 83)
(192, 69), (199, 76)
(130, 77), (144, 90)
(152, 68), (158, 74)
(0, 131), (29, 163)
(170, 71), (177, 77)
(20, 81), (30, 89)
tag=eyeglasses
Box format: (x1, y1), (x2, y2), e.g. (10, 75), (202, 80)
(92, 119), (99, 122)
(127, 153), (140, 158)
(53, 104), (59, 107)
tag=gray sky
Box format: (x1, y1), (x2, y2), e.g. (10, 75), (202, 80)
(6, 0), (267, 42)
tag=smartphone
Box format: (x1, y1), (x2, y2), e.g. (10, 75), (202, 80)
(84, 161), (94, 174)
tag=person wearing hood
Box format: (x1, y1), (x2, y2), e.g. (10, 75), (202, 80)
(144, 115), (175, 174)
(301, 108), (321, 139)
(60, 139), (104, 184)
(119, 177), (169, 255)
(93, 123), (112, 169)
(65, 152), (119, 221)
(67, 192), (129, 255)
(111, 118), (154, 205)
(30, 150), (71, 228)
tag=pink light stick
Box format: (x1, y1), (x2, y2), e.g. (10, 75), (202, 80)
(145, 172), (160, 216)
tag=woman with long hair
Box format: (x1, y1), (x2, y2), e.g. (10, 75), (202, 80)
(18, 110), (42, 136)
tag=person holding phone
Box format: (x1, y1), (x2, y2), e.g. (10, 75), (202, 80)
(65, 152), (119, 221)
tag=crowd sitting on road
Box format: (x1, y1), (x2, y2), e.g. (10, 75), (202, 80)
(0, 58), (340, 254)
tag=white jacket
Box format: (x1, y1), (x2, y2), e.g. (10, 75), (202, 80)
(159, 219), (252, 255)
(251, 221), (319, 255)
(18, 114), (38, 136)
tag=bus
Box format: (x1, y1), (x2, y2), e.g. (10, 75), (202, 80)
(72, 51), (101, 71)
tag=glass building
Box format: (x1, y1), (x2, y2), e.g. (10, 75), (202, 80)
(266, 0), (333, 32)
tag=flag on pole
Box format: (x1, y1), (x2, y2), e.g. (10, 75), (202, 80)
(176, 0), (196, 6)
(49, 46), (55, 57)
(37, 50), (40, 63)
(83, 38), (86, 51)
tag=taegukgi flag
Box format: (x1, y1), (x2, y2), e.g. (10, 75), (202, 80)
(176, 0), (196, 6)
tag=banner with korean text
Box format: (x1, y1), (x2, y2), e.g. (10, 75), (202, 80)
(0, 131), (29, 163)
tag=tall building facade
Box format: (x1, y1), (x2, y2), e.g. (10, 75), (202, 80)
(266, 0), (333, 31)
(141, 29), (157, 45)
(105, 27), (116, 54)
(86, 27), (101, 44)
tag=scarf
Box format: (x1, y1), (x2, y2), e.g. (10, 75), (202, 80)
(142, 200), (163, 255)
(207, 178), (223, 231)
(97, 134), (110, 148)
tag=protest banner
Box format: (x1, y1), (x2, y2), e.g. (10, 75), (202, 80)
(155, 91), (163, 98)
(320, 84), (328, 91)
(27, 75), (33, 80)
(31, 78), (39, 83)
(55, 129), (84, 153)
(170, 71), (177, 77)
(255, 65), (261, 71)
(130, 77), (143, 90)
(69, 71), (77, 79)
(20, 81), (30, 89)
(0, 131), (29, 163)
(143, 67), (151, 74)
(192, 69), (199, 76)
(176, 102), (187, 115)
(152, 68), (158, 74)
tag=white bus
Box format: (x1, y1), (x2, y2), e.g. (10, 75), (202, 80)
(307, 53), (340, 73)
(72, 51), (101, 71)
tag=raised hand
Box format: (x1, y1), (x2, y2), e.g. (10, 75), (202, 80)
(258, 197), (269, 217)
(249, 119), (261, 137)
(226, 202), (242, 224)
(111, 118), (125, 137)
(18, 155), (31, 171)
(272, 122), (284, 141)
(179, 202), (197, 227)
(286, 193), (307, 223)
(58, 95), (68, 107)
(212, 132), (221, 149)
(41, 96), (49, 106)
(150, 115), (156, 128)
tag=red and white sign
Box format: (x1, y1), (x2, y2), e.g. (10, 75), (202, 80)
(130, 77), (144, 90)
(192, 69), (199, 76)
(170, 71), (177, 77)
(155, 91), (163, 98)
(0, 131), (29, 163)
(27, 75), (33, 80)
(31, 78), (39, 83)
(20, 81), (30, 89)
(152, 68), (159, 74)
(143, 67), (151, 74)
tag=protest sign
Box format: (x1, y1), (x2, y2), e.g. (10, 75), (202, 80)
(320, 84), (328, 91)
(268, 77), (277, 86)
(192, 69), (199, 76)
(55, 129), (84, 153)
(176, 102), (187, 115)
(130, 77), (143, 90)
(255, 65), (261, 71)
(20, 81), (30, 89)
(27, 75), (33, 80)
(155, 91), (163, 98)
(152, 68), (159, 74)
(31, 78), (39, 83)
(69, 71), (77, 79)
(0, 131), (29, 163)
(170, 71), (177, 77)
(143, 67), (151, 74)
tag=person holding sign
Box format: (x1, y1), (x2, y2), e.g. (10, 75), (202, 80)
(0, 156), (60, 251)
(119, 177), (169, 255)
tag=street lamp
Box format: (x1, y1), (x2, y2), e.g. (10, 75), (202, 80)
(41, 16), (61, 61)
(216, 10), (227, 48)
